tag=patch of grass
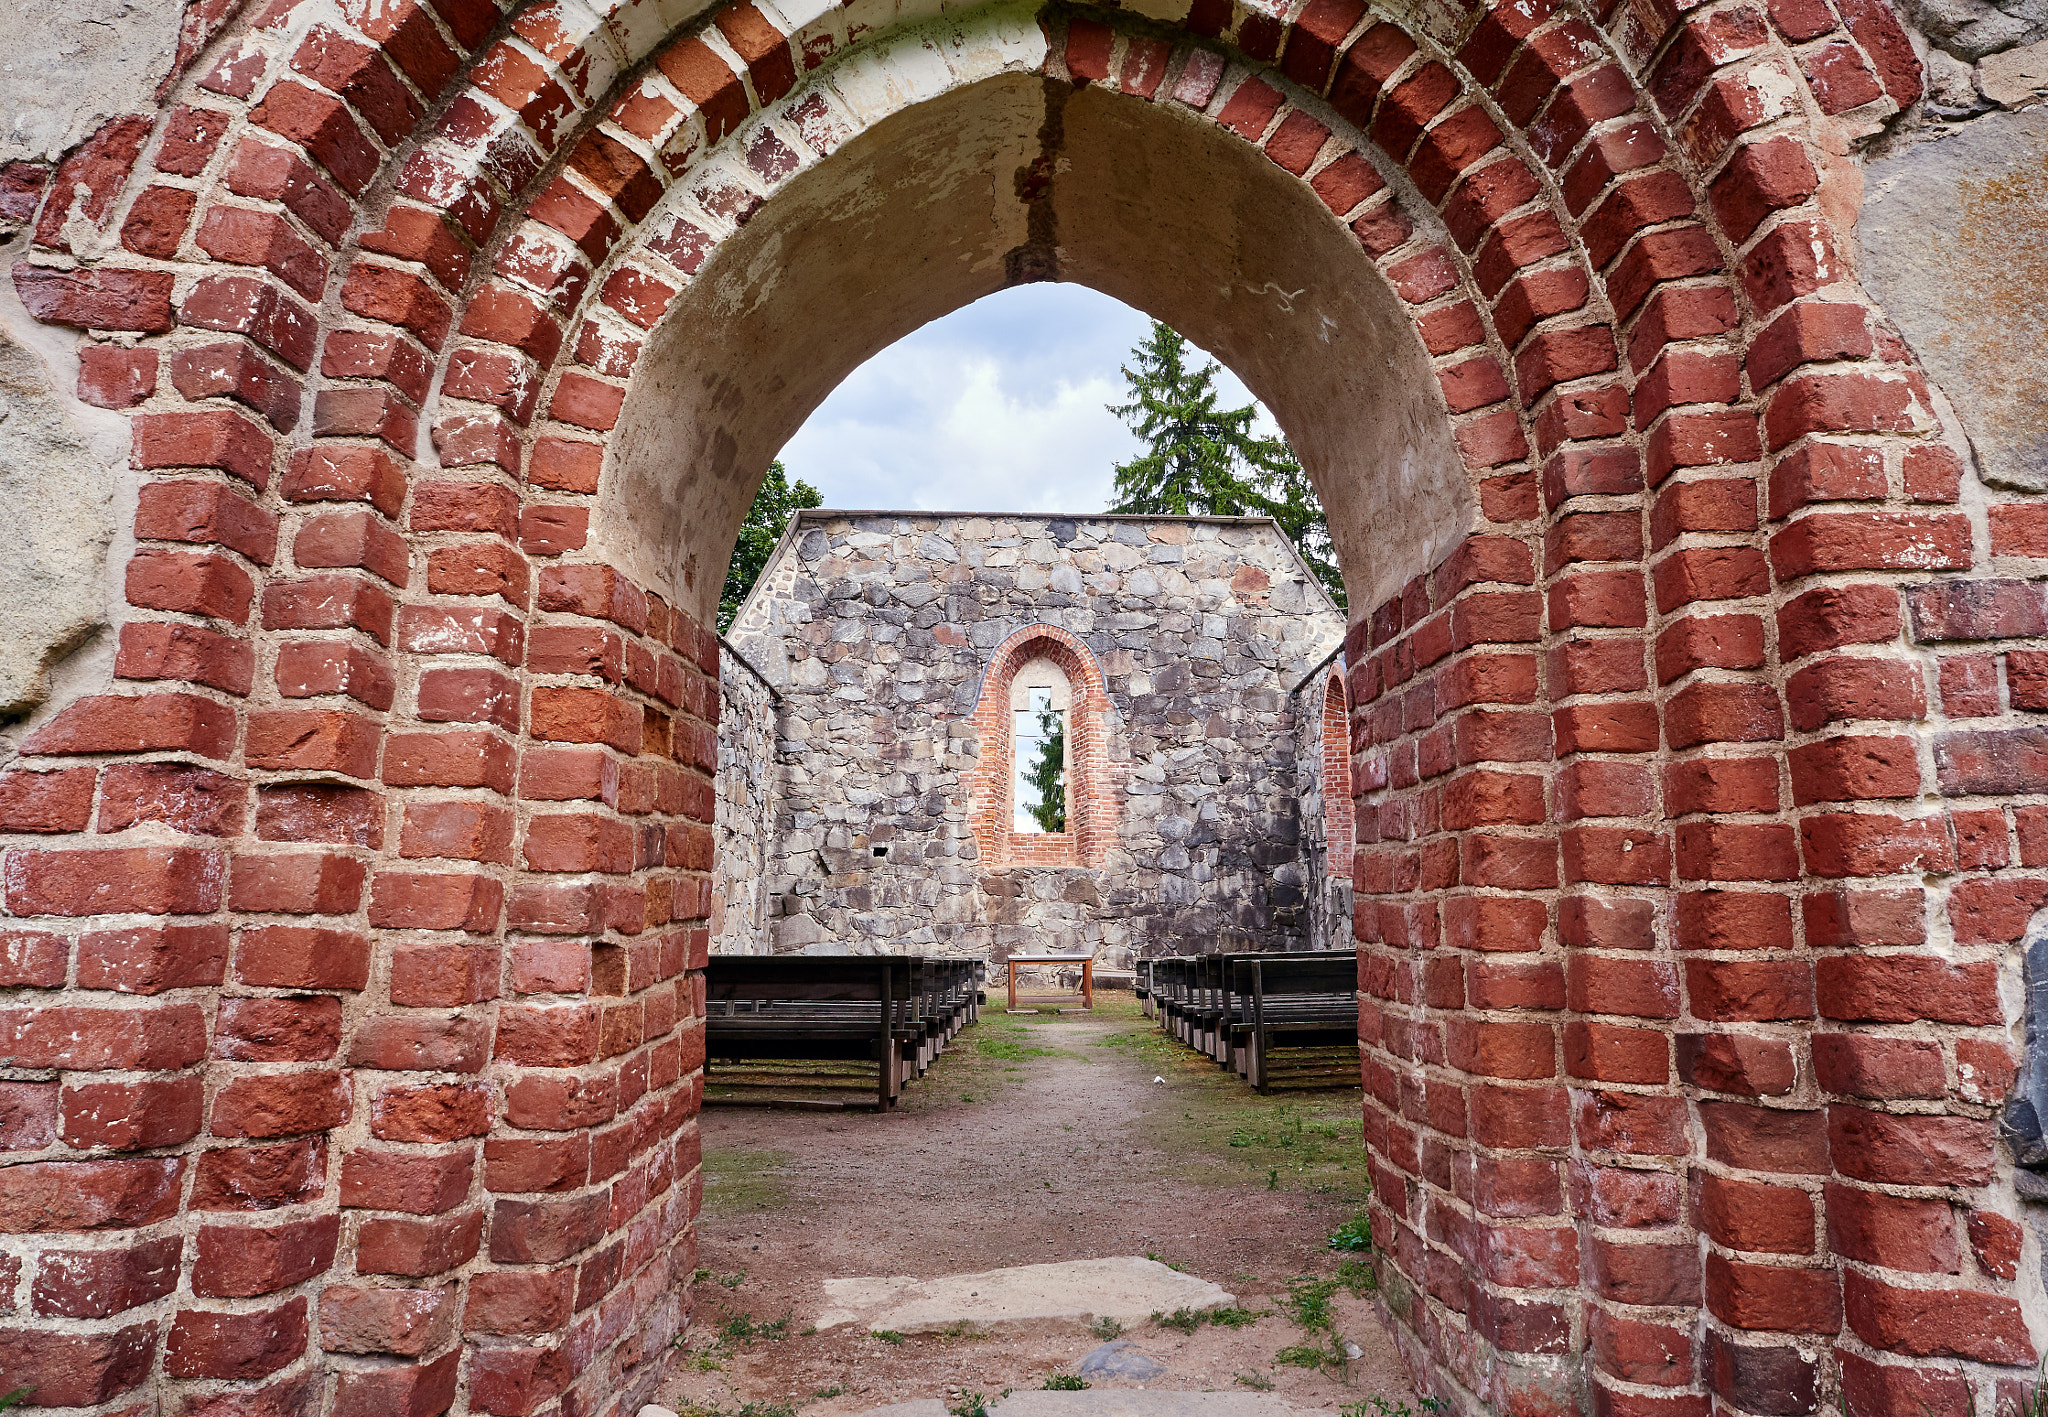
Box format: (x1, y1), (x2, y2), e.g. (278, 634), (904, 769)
(1342, 1399), (1444, 1417)
(1155, 1307), (1204, 1334)
(1042, 1376), (1090, 1390)
(694, 1267), (748, 1290)
(872, 1330), (906, 1345)
(701, 1146), (793, 1216)
(1142, 1069), (1373, 1202)
(1207, 1306), (1267, 1328)
(1143, 1251), (1188, 1272)
(1275, 1343), (1333, 1369)
(1090, 1316), (1124, 1340)
(1236, 1372), (1276, 1391)
(718, 1310), (793, 1344)
(950, 1394), (988, 1417)
(736, 1404), (798, 1417)
(1336, 1257), (1377, 1295)
(975, 1036), (1061, 1061)
(1329, 1214), (1372, 1251)
(1276, 1332), (1351, 1374)
(2001, 1359), (2048, 1417)
(1282, 1276), (1340, 1332)
(813, 1386), (846, 1402)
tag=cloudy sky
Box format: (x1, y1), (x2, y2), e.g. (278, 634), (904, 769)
(776, 283), (1278, 513)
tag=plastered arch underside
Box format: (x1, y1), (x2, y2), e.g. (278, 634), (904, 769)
(603, 68), (1472, 624)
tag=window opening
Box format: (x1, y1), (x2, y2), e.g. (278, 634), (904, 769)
(1014, 683), (1067, 834)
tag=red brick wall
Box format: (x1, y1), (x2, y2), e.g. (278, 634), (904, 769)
(0, 0), (2035, 1413)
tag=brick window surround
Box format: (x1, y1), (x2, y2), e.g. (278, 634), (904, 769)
(965, 626), (1117, 869)
(1322, 668), (1355, 885)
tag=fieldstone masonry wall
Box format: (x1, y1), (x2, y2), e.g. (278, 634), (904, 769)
(721, 512), (1346, 968)
(2, 0), (2048, 1411)
(711, 641), (778, 957)
(1292, 656), (1359, 954)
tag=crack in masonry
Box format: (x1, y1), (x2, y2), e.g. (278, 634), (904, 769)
(1004, 77), (1068, 286)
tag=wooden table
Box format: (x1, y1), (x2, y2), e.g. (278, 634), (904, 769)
(1006, 953), (1094, 1011)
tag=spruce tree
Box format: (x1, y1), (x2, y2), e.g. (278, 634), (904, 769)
(720, 459), (822, 631)
(1024, 707), (1067, 833)
(1107, 321), (1344, 607)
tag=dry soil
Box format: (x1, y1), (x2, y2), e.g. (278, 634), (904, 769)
(654, 995), (1416, 1416)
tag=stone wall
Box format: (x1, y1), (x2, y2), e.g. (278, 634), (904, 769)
(1291, 653), (1355, 955)
(712, 639), (779, 956)
(725, 512), (1345, 969)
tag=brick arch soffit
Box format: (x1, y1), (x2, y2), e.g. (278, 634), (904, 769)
(9, 0), (1957, 658)
(962, 623), (1117, 870)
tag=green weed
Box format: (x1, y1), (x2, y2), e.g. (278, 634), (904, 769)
(813, 1386), (846, 1402)
(872, 1330), (906, 1345)
(1155, 1307), (1204, 1334)
(1329, 1215), (1372, 1251)
(1090, 1316), (1124, 1340)
(718, 1310), (792, 1344)
(1336, 1258), (1378, 1295)
(1207, 1306), (1267, 1329)
(1341, 1399), (1445, 1417)
(1236, 1372), (1276, 1391)
(1276, 1331), (1351, 1374)
(1143, 1251), (1189, 1272)
(1282, 1276), (1340, 1332)
(950, 1394), (988, 1417)
(740, 1402), (799, 1417)
(1042, 1376), (1090, 1390)
(975, 1037), (1059, 1061)
(1276, 1343), (1333, 1369)
(2001, 1358), (2048, 1417)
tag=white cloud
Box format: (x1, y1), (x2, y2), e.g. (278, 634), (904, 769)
(777, 283), (1280, 515)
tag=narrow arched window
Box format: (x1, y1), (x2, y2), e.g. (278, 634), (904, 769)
(1010, 658), (1071, 834)
(1322, 669), (1354, 882)
(966, 627), (1114, 869)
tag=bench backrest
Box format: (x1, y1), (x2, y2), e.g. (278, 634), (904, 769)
(1232, 952), (1358, 996)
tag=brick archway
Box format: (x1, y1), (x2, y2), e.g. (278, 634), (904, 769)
(3, 0), (2039, 1412)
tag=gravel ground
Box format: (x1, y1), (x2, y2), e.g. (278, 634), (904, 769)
(656, 995), (1414, 1417)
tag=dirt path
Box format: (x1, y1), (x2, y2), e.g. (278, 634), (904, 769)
(656, 995), (1416, 1416)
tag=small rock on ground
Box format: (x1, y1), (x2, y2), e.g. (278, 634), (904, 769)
(1076, 1341), (1168, 1381)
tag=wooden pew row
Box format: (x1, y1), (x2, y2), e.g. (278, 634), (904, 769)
(703, 956), (982, 1110)
(1143, 949), (1361, 1093)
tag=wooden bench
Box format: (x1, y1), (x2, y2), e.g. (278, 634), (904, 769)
(1142, 949), (1360, 1092)
(704, 956), (981, 1110)
(1227, 953), (1359, 1092)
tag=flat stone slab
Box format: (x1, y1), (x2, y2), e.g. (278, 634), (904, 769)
(816, 1257), (1235, 1334)
(989, 1393), (1330, 1417)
